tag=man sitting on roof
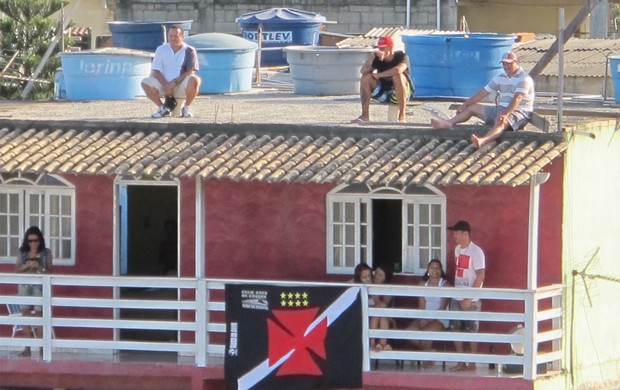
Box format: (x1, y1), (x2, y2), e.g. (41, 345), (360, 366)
(431, 51), (535, 148)
(353, 36), (415, 123)
(141, 24), (201, 118)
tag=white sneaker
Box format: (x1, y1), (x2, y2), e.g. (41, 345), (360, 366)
(151, 105), (170, 118)
(181, 106), (193, 118)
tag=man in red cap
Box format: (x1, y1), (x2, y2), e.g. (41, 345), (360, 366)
(353, 35), (415, 123)
(431, 51), (535, 148)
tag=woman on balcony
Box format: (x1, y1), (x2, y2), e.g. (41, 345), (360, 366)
(14, 226), (53, 357)
(369, 263), (394, 352)
(406, 259), (450, 368)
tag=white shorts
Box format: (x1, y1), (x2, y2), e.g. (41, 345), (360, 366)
(141, 76), (191, 98)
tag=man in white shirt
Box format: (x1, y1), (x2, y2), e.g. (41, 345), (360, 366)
(447, 220), (485, 372)
(141, 25), (201, 118)
(431, 51), (535, 148)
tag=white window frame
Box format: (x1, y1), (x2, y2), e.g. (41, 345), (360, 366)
(0, 174), (76, 266)
(326, 184), (446, 276)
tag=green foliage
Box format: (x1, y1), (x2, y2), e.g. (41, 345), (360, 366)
(613, 4), (620, 32)
(0, 0), (69, 99)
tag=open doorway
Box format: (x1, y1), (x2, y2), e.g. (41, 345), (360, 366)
(118, 183), (178, 343)
(372, 199), (402, 273)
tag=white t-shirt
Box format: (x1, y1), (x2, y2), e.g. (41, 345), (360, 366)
(454, 242), (485, 300)
(151, 42), (197, 82)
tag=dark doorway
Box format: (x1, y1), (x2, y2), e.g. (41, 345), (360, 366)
(372, 199), (402, 273)
(120, 185), (178, 277)
(118, 184), (178, 344)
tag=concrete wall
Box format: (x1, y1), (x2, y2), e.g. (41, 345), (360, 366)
(63, 0), (115, 48)
(535, 75), (613, 97)
(457, 0), (584, 35)
(558, 120), (620, 389)
(106, 0), (458, 35)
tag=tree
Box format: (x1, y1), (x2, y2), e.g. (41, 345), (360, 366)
(613, 4), (620, 31)
(0, 0), (69, 99)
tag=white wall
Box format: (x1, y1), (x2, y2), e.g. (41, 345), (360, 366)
(61, 0), (114, 48)
(560, 119), (620, 388)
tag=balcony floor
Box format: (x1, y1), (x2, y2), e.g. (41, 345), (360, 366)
(0, 348), (555, 390)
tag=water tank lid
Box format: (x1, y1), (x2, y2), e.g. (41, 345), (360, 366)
(108, 20), (193, 26)
(185, 33), (258, 50)
(236, 8), (326, 24)
(59, 47), (154, 58)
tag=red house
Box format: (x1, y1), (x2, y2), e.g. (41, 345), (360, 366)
(0, 101), (618, 389)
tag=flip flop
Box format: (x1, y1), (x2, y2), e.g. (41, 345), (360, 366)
(351, 116), (368, 124)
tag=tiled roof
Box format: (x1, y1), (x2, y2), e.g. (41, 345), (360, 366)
(0, 121), (567, 187)
(514, 38), (620, 78)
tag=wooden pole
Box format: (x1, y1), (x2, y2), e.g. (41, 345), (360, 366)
(528, 0), (602, 79)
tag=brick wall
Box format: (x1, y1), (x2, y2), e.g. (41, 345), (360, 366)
(108, 0), (457, 35)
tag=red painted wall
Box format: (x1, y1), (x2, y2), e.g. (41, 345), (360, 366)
(204, 180), (333, 281)
(0, 175), (115, 339)
(441, 160), (563, 290)
(1, 163), (564, 344)
(203, 164), (563, 287)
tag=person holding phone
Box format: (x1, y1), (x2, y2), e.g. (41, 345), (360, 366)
(15, 226), (53, 357)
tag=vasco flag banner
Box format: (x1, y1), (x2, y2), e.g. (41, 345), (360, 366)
(225, 284), (363, 390)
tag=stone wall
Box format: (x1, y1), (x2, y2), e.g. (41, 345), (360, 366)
(108, 0), (457, 35)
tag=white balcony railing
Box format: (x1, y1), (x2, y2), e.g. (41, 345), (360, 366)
(0, 273), (562, 381)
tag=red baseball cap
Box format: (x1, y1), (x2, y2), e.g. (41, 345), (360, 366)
(375, 36), (394, 48)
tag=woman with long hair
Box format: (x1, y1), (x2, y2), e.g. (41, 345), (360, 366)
(369, 263), (394, 351)
(14, 226), (53, 357)
(406, 259), (450, 368)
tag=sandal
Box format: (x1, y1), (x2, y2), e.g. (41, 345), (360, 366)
(17, 349), (31, 357)
(351, 116), (368, 123)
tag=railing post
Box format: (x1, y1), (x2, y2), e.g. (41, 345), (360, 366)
(195, 279), (208, 367)
(523, 290), (539, 380)
(41, 275), (53, 362)
(551, 293), (562, 372)
(361, 284), (370, 371)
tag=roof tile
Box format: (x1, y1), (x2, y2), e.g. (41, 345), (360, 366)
(0, 123), (567, 186)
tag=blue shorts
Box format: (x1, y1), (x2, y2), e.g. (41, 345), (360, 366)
(371, 78), (415, 104)
(484, 106), (531, 131)
(18, 283), (42, 312)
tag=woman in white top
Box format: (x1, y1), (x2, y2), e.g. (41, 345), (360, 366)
(406, 259), (450, 367)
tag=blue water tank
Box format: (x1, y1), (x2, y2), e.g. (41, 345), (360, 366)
(402, 33), (516, 97)
(108, 21), (193, 52)
(185, 33), (257, 94)
(236, 8), (326, 67)
(609, 55), (620, 104)
(59, 48), (153, 100)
